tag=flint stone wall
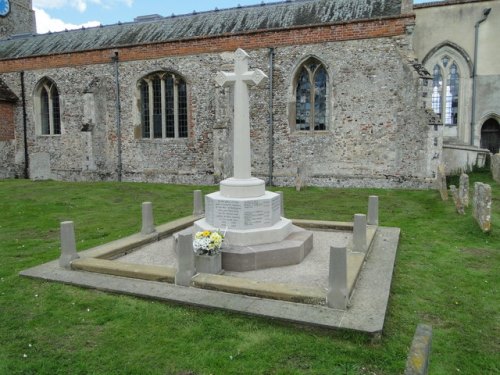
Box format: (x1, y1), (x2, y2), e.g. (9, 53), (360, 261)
(0, 36), (439, 188)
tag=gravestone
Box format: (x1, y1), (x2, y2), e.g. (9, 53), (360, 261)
(458, 173), (469, 208)
(450, 185), (465, 215)
(436, 164), (448, 201)
(492, 154), (500, 183)
(30, 152), (51, 180)
(472, 182), (492, 232)
(194, 48), (312, 270)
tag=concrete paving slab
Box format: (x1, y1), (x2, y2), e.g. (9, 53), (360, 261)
(20, 226), (399, 334)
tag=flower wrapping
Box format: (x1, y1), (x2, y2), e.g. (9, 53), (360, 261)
(193, 230), (224, 256)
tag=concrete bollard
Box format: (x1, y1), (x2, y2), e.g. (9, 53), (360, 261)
(175, 231), (195, 286)
(367, 195), (379, 225)
(141, 202), (155, 235)
(59, 221), (79, 269)
(277, 191), (285, 217)
(353, 214), (367, 252)
(327, 246), (348, 310)
(193, 190), (204, 216)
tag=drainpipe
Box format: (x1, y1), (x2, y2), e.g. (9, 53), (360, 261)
(268, 47), (275, 186)
(112, 51), (123, 181)
(20, 71), (29, 179)
(471, 8), (491, 146)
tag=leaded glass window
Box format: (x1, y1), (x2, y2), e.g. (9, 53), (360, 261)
(37, 78), (61, 136)
(295, 59), (328, 131)
(430, 57), (460, 126)
(139, 72), (188, 139)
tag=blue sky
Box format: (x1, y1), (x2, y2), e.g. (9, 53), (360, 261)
(33, 0), (270, 32)
(32, 0), (439, 34)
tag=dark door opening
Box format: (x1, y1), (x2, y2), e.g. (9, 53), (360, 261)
(480, 118), (500, 154)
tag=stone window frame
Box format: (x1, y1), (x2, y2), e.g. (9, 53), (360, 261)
(137, 70), (189, 140)
(288, 55), (332, 133)
(423, 42), (472, 142)
(33, 77), (62, 136)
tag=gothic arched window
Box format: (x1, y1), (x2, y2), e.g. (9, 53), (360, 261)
(139, 72), (188, 139)
(295, 59), (328, 131)
(35, 78), (61, 135)
(431, 56), (460, 126)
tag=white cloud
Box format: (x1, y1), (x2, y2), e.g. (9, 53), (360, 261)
(34, 7), (100, 33)
(33, 0), (133, 13)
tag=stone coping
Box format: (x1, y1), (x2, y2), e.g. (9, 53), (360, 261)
(19, 217), (400, 334)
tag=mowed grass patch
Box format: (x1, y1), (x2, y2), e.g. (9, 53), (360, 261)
(0, 173), (498, 374)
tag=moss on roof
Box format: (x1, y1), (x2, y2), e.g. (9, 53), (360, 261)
(0, 0), (402, 60)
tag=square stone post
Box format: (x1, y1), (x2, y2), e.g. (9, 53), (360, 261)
(175, 231), (195, 286)
(193, 190), (204, 216)
(327, 246), (348, 310)
(353, 214), (367, 252)
(59, 221), (79, 269)
(367, 196), (379, 225)
(277, 191), (285, 217)
(141, 202), (155, 235)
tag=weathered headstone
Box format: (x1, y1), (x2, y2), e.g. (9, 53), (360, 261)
(492, 154), (500, 183)
(59, 221), (79, 269)
(404, 324), (432, 375)
(472, 182), (492, 232)
(327, 245), (348, 310)
(295, 165), (307, 192)
(29, 152), (51, 180)
(450, 185), (465, 215)
(458, 173), (469, 208)
(436, 164), (448, 201)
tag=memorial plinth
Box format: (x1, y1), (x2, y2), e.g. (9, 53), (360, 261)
(194, 48), (312, 272)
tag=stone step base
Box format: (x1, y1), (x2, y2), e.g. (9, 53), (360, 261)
(221, 226), (313, 272)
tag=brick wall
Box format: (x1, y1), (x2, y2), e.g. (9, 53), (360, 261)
(0, 102), (15, 141)
(0, 16), (414, 73)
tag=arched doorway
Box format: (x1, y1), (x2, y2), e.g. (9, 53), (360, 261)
(480, 119), (500, 154)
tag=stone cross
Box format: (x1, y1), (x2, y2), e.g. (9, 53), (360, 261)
(216, 48), (267, 180)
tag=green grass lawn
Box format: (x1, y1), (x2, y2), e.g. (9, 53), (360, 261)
(0, 172), (498, 374)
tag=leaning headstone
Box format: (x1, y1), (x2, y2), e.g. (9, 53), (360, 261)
(492, 154), (500, 183)
(175, 231), (195, 286)
(472, 182), (492, 233)
(141, 202), (155, 235)
(458, 173), (469, 208)
(327, 245), (348, 310)
(59, 221), (80, 269)
(353, 214), (367, 252)
(450, 185), (465, 215)
(193, 190), (204, 216)
(436, 164), (448, 201)
(404, 324), (432, 375)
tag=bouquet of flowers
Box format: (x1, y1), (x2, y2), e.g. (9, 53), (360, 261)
(193, 230), (224, 256)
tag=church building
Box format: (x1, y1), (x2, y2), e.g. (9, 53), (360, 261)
(0, 0), (498, 187)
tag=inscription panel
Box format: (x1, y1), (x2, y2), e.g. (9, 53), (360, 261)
(205, 192), (282, 230)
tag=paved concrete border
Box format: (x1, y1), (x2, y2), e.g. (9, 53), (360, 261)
(19, 224), (399, 334)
